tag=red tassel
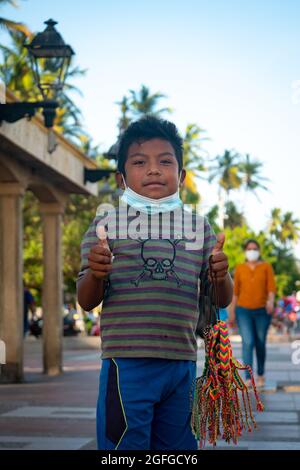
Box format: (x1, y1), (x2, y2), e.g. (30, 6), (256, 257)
(257, 402), (264, 412)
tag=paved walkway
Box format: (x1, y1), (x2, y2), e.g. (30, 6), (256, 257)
(0, 332), (300, 450)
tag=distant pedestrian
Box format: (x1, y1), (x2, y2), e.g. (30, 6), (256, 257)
(230, 239), (276, 388)
(23, 285), (36, 336)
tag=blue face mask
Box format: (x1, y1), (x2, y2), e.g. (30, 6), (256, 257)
(120, 171), (183, 215)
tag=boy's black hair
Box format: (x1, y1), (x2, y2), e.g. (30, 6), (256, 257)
(117, 115), (183, 176)
(244, 239), (260, 250)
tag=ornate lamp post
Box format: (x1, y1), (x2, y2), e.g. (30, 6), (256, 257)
(0, 19), (74, 129)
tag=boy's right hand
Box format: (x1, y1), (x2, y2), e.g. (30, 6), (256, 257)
(88, 228), (113, 280)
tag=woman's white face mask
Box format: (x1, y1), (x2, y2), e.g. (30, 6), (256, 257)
(245, 249), (260, 262)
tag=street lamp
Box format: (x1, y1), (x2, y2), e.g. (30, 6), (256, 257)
(25, 19), (74, 101)
(0, 19), (74, 129)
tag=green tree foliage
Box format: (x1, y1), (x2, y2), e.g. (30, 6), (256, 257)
(180, 124), (207, 204)
(23, 190), (110, 301)
(206, 200), (300, 297)
(268, 208), (300, 248)
(224, 201), (246, 229)
(205, 205), (220, 234)
(209, 149), (243, 195)
(223, 225), (276, 272)
(62, 194), (101, 295)
(22, 191), (43, 303)
(239, 153), (269, 200)
(267, 208), (300, 296)
(116, 84), (172, 132)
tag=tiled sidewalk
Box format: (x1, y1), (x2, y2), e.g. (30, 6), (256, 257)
(0, 336), (300, 450)
(0, 337), (100, 450)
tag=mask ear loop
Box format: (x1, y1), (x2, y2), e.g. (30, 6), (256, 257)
(121, 173), (127, 190)
(178, 169), (183, 190)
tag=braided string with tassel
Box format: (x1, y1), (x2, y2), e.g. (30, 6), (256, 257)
(191, 255), (264, 448)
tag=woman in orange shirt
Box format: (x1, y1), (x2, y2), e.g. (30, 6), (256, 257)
(231, 239), (276, 388)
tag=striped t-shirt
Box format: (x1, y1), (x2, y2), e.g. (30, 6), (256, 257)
(78, 204), (216, 361)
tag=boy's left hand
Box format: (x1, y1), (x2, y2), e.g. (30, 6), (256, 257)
(209, 233), (229, 283)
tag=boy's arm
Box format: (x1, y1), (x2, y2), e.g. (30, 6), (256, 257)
(215, 272), (233, 308)
(76, 220), (112, 311)
(228, 267), (239, 323)
(77, 270), (106, 311)
(209, 233), (233, 308)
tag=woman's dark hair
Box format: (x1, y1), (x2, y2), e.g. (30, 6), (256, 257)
(244, 239), (260, 250)
(116, 115), (183, 176)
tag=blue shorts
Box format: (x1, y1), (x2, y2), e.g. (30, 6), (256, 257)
(96, 357), (198, 451)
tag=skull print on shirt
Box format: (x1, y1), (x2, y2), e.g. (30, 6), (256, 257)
(131, 238), (183, 287)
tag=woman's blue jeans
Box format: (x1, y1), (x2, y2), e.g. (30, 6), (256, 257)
(235, 306), (271, 380)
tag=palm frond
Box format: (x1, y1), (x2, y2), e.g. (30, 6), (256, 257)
(0, 18), (30, 36)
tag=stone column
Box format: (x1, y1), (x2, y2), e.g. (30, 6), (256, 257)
(0, 183), (25, 383)
(40, 202), (64, 376)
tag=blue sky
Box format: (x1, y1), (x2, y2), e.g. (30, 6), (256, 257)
(1, 0), (300, 254)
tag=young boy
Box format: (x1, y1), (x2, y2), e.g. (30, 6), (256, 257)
(77, 116), (233, 450)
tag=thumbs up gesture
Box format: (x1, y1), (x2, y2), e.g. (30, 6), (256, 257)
(209, 233), (229, 283)
(87, 225), (113, 280)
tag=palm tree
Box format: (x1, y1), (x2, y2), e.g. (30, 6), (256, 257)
(0, 0), (30, 36)
(281, 212), (300, 245)
(209, 149), (243, 194)
(0, 30), (33, 98)
(116, 95), (131, 133)
(268, 208), (281, 236)
(224, 201), (246, 229)
(268, 208), (300, 247)
(180, 123), (208, 204)
(205, 204), (219, 233)
(129, 84), (172, 118)
(208, 149), (243, 227)
(113, 85), (172, 158)
(239, 153), (269, 202)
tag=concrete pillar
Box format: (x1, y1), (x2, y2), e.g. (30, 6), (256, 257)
(0, 183), (25, 383)
(40, 202), (64, 376)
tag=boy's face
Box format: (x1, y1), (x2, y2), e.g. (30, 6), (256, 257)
(116, 138), (186, 199)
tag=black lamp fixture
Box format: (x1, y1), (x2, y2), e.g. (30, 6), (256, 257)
(103, 141), (119, 160)
(85, 138), (120, 183)
(84, 168), (116, 183)
(0, 19), (74, 129)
